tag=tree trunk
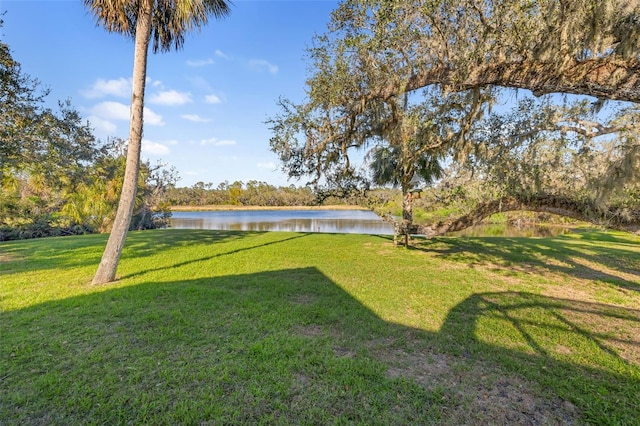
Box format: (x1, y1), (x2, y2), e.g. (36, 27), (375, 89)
(419, 195), (640, 238)
(92, 1), (153, 285)
(401, 191), (413, 247)
(394, 190), (415, 247)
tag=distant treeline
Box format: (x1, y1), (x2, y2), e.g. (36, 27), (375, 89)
(165, 180), (382, 207)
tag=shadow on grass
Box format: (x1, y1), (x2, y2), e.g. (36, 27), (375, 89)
(2, 268), (639, 424)
(418, 232), (640, 294)
(118, 231), (312, 280)
(0, 230), (308, 278)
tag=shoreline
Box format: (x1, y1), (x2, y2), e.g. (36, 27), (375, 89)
(169, 204), (370, 212)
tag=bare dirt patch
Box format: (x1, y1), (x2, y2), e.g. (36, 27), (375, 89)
(372, 344), (578, 425)
(0, 252), (23, 274)
(289, 293), (317, 306)
(0, 253), (19, 263)
(332, 345), (356, 358)
(295, 324), (325, 338)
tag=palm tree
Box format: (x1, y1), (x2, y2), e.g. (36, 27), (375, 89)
(85, 0), (232, 284)
(369, 144), (444, 246)
(368, 100), (445, 246)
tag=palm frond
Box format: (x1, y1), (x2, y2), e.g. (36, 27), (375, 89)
(84, 0), (232, 52)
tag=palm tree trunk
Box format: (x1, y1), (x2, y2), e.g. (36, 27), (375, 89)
(92, 0), (153, 284)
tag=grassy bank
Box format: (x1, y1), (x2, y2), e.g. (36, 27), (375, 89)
(1, 229), (639, 424)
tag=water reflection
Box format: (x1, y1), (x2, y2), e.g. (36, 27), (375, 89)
(171, 211), (575, 237)
(170, 210), (395, 235)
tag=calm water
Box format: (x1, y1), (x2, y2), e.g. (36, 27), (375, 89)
(170, 210), (574, 237)
(170, 209), (395, 235)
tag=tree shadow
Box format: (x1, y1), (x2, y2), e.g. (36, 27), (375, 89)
(436, 291), (640, 423)
(570, 228), (640, 245)
(118, 231), (312, 280)
(2, 268), (639, 424)
(416, 232), (640, 294)
(0, 230), (308, 278)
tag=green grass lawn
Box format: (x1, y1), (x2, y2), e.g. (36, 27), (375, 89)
(1, 229), (639, 424)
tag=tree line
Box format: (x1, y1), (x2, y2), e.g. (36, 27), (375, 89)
(166, 181), (317, 207)
(0, 17), (371, 243)
(0, 24), (177, 241)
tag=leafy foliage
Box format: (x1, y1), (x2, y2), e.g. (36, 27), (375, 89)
(84, 0), (232, 53)
(462, 98), (640, 206)
(270, 0), (640, 233)
(314, 0), (640, 102)
(0, 32), (176, 241)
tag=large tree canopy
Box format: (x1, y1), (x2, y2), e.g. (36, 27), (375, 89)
(1, 24), (97, 194)
(270, 0), (640, 238)
(316, 0), (640, 104)
(272, 0), (640, 191)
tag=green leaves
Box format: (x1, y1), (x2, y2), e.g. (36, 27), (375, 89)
(84, 0), (232, 53)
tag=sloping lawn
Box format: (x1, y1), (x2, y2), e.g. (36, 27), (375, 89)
(1, 229), (639, 424)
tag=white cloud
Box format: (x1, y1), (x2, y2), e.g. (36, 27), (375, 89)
(148, 90), (192, 106)
(204, 94), (222, 104)
(249, 59), (279, 75)
(142, 139), (171, 156)
(89, 101), (164, 126)
(187, 58), (214, 67)
(87, 115), (117, 136)
(82, 78), (131, 99)
(91, 101), (130, 121)
(215, 49), (229, 60)
(200, 138), (236, 146)
(182, 114), (212, 123)
(143, 107), (165, 126)
(147, 78), (164, 89)
(188, 76), (213, 93)
(257, 161), (276, 170)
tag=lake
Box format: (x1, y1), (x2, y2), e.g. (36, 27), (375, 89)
(169, 209), (395, 235)
(170, 209), (575, 237)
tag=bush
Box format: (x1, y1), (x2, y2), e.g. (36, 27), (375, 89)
(0, 214), (90, 241)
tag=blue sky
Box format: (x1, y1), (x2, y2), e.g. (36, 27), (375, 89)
(1, 0), (339, 188)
